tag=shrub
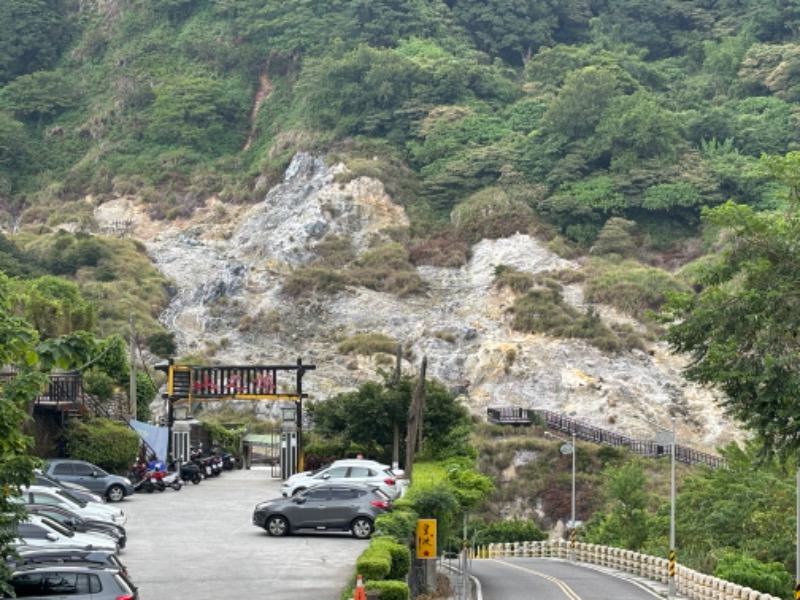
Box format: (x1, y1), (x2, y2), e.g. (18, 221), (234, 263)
(365, 579), (410, 600)
(371, 536), (412, 580)
(375, 506), (418, 543)
(493, 265), (535, 294)
(473, 518), (546, 544)
(355, 545), (392, 581)
(62, 418), (139, 474)
(282, 267), (349, 298)
(347, 243), (425, 296)
(338, 333), (399, 356)
(714, 551), (792, 599)
(583, 258), (691, 319)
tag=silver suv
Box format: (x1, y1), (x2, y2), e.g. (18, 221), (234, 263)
(280, 459), (401, 498)
(44, 460), (134, 503)
(5, 563), (137, 599)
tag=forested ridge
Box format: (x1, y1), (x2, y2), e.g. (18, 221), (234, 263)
(1, 0), (798, 250)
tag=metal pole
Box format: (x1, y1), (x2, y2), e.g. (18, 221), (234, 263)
(668, 418), (676, 600)
(794, 468), (800, 598)
(571, 432), (576, 563)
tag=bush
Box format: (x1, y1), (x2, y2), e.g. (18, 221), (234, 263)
(714, 551), (792, 599)
(355, 545), (392, 581)
(337, 333), (399, 356)
(375, 506), (418, 543)
(62, 418), (139, 474)
(365, 579), (409, 600)
(473, 518), (546, 544)
(371, 536), (412, 580)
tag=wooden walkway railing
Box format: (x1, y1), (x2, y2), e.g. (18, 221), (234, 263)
(487, 406), (726, 469)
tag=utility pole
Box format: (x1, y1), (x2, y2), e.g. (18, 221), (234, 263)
(129, 315), (137, 419)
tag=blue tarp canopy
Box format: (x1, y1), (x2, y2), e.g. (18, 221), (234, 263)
(129, 419), (169, 462)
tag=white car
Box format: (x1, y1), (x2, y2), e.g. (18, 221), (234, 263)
(13, 514), (119, 553)
(280, 459), (402, 499)
(20, 486), (126, 527)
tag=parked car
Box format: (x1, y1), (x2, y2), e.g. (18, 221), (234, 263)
(33, 469), (105, 505)
(4, 562), (137, 599)
(280, 458), (401, 499)
(25, 504), (127, 550)
(253, 482), (392, 539)
(20, 486), (126, 527)
(7, 547), (128, 577)
(10, 514), (119, 553)
(43, 459), (134, 503)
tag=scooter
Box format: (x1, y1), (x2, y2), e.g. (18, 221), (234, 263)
(171, 460), (202, 484)
(161, 470), (183, 491)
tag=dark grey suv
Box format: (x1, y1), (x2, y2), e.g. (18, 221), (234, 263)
(252, 482), (391, 539)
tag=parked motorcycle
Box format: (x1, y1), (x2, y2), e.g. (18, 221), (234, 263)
(129, 462), (165, 493)
(170, 459), (202, 484)
(221, 453), (237, 471)
(161, 470), (183, 491)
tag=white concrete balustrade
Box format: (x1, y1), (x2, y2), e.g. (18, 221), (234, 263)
(478, 541), (783, 600)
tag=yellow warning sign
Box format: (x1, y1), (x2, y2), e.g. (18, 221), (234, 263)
(416, 519), (437, 559)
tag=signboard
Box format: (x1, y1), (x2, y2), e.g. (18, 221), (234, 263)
(416, 519), (437, 559)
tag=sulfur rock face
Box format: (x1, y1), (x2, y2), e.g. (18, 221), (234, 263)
(96, 153), (743, 454)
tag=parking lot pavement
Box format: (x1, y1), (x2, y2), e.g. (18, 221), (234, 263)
(119, 466), (369, 600)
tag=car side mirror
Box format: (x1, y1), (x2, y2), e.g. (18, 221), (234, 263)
(46, 532), (58, 541)
(293, 496), (307, 504)
(91, 470), (100, 477)
(321, 473), (330, 480)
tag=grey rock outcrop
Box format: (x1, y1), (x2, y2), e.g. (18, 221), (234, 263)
(98, 153), (742, 453)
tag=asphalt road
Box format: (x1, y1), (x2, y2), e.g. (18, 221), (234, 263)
(470, 558), (666, 600)
(117, 466), (368, 600)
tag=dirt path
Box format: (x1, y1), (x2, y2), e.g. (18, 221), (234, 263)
(243, 73), (273, 152)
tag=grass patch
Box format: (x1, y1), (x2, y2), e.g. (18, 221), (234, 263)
(338, 332), (399, 356)
(583, 257), (691, 321)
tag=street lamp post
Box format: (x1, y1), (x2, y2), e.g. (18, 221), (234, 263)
(637, 415), (677, 600)
(545, 431), (577, 562)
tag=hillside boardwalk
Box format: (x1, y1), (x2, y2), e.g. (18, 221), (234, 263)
(487, 406), (725, 469)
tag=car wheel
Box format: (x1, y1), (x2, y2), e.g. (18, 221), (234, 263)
(266, 515), (289, 537)
(291, 487), (306, 496)
(107, 485), (125, 502)
(350, 517), (373, 540)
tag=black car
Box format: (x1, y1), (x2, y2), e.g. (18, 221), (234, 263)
(25, 504), (127, 549)
(252, 482), (391, 539)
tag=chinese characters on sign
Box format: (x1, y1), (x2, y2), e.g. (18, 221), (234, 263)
(416, 519), (437, 559)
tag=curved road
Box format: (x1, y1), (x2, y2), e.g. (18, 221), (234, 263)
(470, 558), (665, 600)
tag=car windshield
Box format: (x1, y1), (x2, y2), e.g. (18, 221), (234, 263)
(38, 516), (74, 537)
(54, 488), (86, 508)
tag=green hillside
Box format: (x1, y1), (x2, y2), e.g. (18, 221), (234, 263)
(1, 0), (797, 256)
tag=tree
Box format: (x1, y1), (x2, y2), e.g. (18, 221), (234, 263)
(0, 272), (95, 594)
(311, 374), (472, 464)
(662, 151), (800, 456)
(583, 458), (650, 550)
(0, 0), (75, 85)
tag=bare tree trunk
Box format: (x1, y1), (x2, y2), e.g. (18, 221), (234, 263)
(404, 356), (426, 481)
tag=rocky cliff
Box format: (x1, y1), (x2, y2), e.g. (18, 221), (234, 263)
(95, 153), (742, 453)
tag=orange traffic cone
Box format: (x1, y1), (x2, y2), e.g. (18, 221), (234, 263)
(353, 574), (366, 600)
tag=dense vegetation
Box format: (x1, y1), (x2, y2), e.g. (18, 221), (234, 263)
(0, 0), (796, 258)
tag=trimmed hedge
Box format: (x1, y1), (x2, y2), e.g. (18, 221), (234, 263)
(371, 537), (411, 580)
(365, 579), (410, 600)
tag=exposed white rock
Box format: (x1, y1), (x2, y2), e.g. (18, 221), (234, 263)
(97, 153), (744, 454)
